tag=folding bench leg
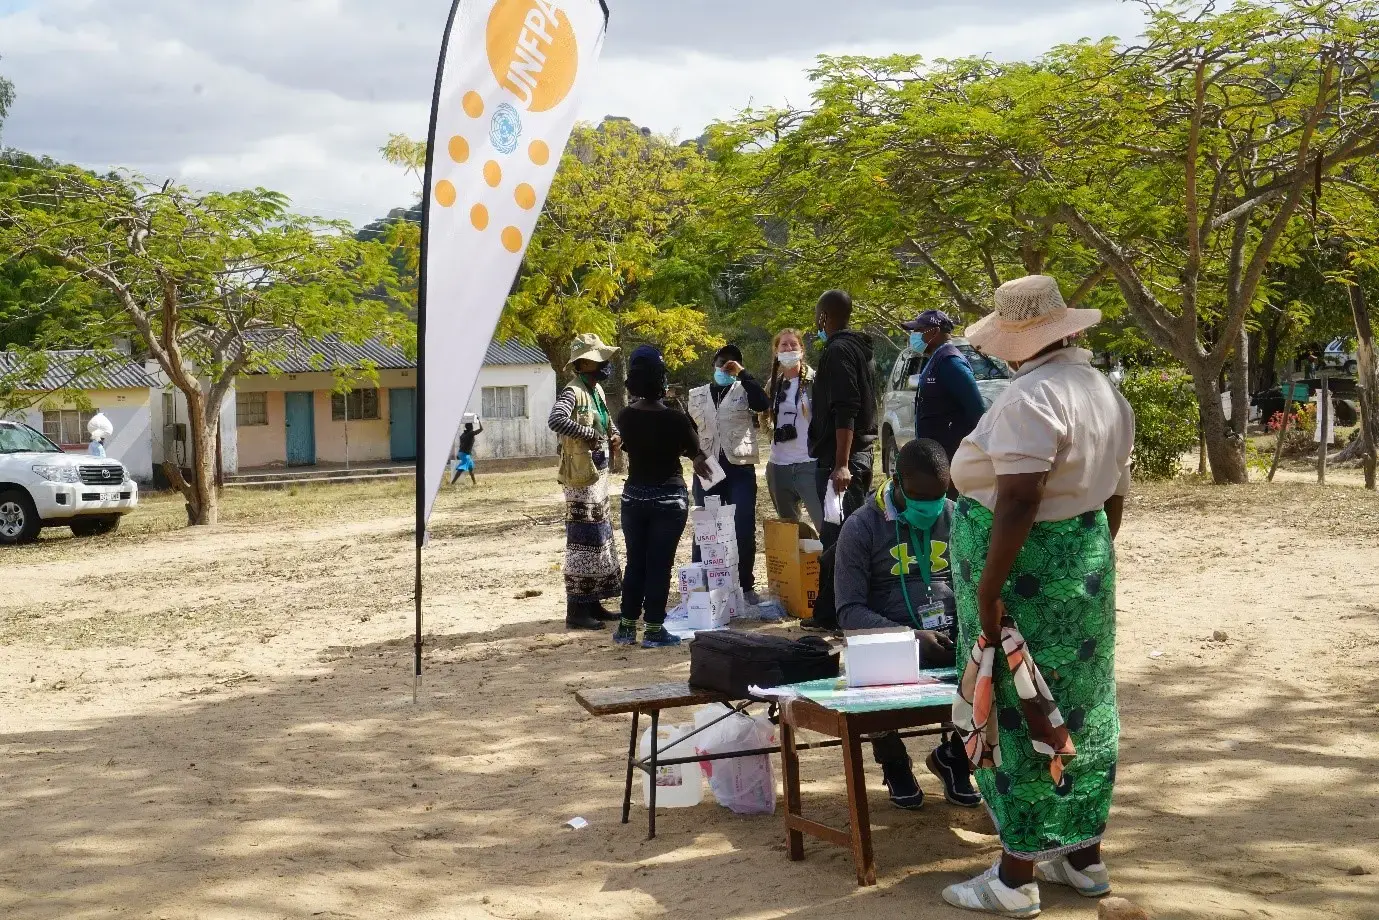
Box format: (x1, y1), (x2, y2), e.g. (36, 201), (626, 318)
(621, 709), (640, 825)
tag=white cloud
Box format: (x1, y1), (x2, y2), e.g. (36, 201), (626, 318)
(0, 0), (1147, 226)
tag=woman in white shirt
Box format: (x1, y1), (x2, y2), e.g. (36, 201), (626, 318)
(764, 329), (824, 532)
(942, 275), (1135, 918)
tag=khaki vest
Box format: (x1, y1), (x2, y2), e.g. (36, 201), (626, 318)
(688, 382), (760, 466)
(557, 382), (608, 488)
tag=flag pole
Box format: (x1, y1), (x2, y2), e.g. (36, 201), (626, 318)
(415, 0), (466, 704)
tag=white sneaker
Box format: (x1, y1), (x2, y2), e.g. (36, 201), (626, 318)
(1035, 856), (1112, 897)
(941, 864), (1041, 917)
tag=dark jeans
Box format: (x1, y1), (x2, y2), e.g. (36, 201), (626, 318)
(813, 544), (839, 631)
(815, 448), (875, 550)
(691, 459), (757, 592)
(620, 485), (690, 626)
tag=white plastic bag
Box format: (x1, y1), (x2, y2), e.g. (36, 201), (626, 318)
(693, 707), (777, 815)
(823, 481), (844, 525)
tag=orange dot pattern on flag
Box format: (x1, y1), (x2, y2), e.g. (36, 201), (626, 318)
(433, 90), (554, 259)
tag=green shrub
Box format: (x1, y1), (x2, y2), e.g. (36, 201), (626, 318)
(1119, 368), (1200, 481)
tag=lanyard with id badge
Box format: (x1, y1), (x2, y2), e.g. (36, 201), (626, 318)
(895, 518), (952, 632)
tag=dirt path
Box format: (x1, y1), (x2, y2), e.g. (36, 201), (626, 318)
(2, 474), (1378, 919)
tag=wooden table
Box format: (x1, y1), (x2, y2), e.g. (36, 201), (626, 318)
(779, 696), (952, 887)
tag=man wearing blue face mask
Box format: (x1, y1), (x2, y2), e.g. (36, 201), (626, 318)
(819, 437), (980, 810)
(687, 344), (772, 604)
(902, 310), (986, 488)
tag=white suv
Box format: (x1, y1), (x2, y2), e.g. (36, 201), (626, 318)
(0, 420), (139, 545)
(879, 338), (1013, 476)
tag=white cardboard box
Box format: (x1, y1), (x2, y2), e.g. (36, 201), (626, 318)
(686, 590), (734, 631)
(692, 507), (721, 544)
(701, 538), (739, 566)
(845, 629), (922, 688)
(706, 563), (737, 592)
(677, 563), (709, 596)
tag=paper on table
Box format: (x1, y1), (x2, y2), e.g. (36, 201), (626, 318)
(823, 482), (844, 525)
(697, 455), (728, 491)
(747, 684), (802, 701)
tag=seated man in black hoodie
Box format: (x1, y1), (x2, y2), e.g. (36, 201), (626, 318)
(819, 438), (980, 810)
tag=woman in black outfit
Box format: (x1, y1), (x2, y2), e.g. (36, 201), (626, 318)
(615, 345), (713, 648)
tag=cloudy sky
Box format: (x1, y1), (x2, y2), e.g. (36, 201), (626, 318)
(0, 0), (1147, 227)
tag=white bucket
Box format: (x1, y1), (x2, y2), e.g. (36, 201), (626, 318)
(639, 724), (703, 809)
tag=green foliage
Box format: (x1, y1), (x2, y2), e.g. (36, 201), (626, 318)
(0, 161), (409, 522)
(1119, 369), (1200, 481)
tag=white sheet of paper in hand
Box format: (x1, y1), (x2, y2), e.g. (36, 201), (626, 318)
(823, 482), (844, 525)
(697, 456), (727, 491)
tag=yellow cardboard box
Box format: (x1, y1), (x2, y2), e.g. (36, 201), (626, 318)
(765, 519), (822, 620)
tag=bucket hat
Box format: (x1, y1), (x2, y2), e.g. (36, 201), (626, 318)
(565, 332), (620, 370)
(965, 276), (1101, 363)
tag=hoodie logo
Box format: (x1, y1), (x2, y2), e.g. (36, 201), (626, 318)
(890, 540), (949, 577)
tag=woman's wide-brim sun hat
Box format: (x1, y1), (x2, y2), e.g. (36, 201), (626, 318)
(964, 275), (1102, 363)
(565, 332), (620, 370)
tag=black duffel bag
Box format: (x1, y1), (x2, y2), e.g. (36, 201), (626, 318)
(689, 632), (839, 698)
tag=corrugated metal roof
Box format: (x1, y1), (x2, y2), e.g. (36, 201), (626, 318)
(241, 331), (416, 375)
(241, 331), (548, 373)
(485, 340), (549, 366)
(0, 350), (158, 392)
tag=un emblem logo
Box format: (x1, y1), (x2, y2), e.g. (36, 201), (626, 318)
(489, 103), (523, 155)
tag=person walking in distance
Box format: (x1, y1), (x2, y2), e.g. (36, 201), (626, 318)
(451, 418), (484, 486)
(809, 290), (879, 555)
(764, 329), (824, 533)
(687, 344), (771, 606)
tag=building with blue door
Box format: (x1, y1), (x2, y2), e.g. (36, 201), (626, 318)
(228, 336), (557, 471)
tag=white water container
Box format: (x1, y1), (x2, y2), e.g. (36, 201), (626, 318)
(639, 724), (703, 809)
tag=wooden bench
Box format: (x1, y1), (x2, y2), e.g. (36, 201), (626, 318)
(576, 682), (751, 840)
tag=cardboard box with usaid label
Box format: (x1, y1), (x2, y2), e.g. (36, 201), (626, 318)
(677, 563), (709, 596)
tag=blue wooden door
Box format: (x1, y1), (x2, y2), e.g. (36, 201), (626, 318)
(284, 392), (316, 466)
(389, 388), (417, 461)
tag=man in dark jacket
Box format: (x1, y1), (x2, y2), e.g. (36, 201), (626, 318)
(903, 310), (985, 497)
(809, 289), (879, 556)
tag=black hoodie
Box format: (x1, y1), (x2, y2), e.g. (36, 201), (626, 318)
(808, 329), (879, 463)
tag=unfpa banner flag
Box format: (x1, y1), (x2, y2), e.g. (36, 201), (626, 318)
(418, 0), (610, 531)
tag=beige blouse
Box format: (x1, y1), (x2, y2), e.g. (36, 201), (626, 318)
(951, 349), (1135, 522)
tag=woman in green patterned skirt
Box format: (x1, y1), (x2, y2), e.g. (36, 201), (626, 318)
(942, 275), (1136, 918)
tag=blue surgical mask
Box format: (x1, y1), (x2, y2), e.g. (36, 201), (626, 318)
(713, 368), (736, 387)
(909, 331), (928, 352)
(816, 330), (829, 345)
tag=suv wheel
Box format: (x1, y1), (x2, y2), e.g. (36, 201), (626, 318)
(1344, 360), (1358, 375)
(882, 431), (898, 477)
(71, 515), (121, 538)
(0, 489), (41, 545)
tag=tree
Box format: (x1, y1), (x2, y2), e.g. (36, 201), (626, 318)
(0, 59), (13, 138)
(720, 0), (1379, 484)
(0, 165), (409, 524)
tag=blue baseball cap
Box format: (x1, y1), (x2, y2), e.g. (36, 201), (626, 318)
(901, 310), (956, 333)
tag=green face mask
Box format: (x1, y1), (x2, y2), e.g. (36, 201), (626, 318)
(896, 486), (946, 532)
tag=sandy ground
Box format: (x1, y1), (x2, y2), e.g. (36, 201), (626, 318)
(3, 470), (1379, 920)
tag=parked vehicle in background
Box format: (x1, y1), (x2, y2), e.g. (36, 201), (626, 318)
(1251, 377), (1359, 428)
(1323, 338), (1360, 375)
(880, 338), (1013, 475)
(0, 420), (139, 545)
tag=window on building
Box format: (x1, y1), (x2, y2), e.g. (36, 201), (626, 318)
(236, 392), (268, 427)
(482, 386), (528, 420)
(331, 388), (380, 421)
(42, 409), (96, 445)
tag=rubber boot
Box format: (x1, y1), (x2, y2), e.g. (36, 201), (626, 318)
(565, 599), (605, 631)
(590, 602), (620, 622)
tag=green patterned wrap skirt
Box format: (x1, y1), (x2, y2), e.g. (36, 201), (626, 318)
(952, 498), (1120, 860)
